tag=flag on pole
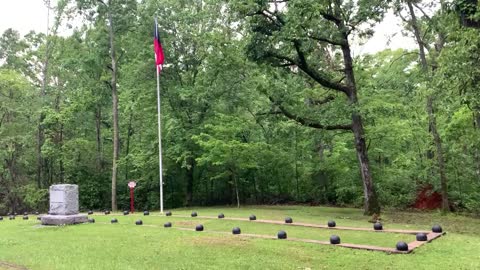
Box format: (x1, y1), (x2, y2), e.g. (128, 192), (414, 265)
(154, 18), (165, 70)
(154, 16), (165, 213)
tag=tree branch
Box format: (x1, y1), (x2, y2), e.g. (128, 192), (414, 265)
(305, 32), (346, 46)
(269, 97), (352, 130)
(308, 95), (336, 106)
(250, 10), (284, 27)
(319, 11), (341, 25)
(103, 80), (112, 90)
(255, 110), (283, 116)
(291, 40), (350, 95)
(412, 2), (432, 21)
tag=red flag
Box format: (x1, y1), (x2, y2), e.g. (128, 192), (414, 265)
(154, 18), (164, 70)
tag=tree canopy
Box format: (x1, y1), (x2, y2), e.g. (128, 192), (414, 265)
(1, 0), (479, 216)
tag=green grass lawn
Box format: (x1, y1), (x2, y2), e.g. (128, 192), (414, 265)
(0, 206), (479, 270)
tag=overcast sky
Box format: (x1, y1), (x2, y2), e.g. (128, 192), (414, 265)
(0, 0), (416, 55)
(0, 0), (51, 35)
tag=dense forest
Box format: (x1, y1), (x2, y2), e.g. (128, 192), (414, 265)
(0, 0), (479, 216)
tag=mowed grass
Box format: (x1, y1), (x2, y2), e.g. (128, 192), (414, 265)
(0, 206), (479, 270)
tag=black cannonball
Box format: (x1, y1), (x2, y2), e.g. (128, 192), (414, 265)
(37, 216), (41, 220)
(330, 235), (341, 244)
(432, 225), (443, 233)
(277, 230), (287, 239)
(165, 211), (172, 216)
(123, 210), (129, 215)
(396, 241), (409, 251)
(191, 212), (198, 217)
(143, 211), (150, 216)
(88, 210), (93, 215)
(232, 227), (241, 235)
(218, 213), (225, 219)
(9, 215), (15, 220)
(416, 233), (428, 241)
(135, 220), (143, 225)
(374, 222), (383, 231)
(195, 224), (204, 231)
(285, 217), (293, 224)
(23, 215), (28, 220)
(164, 222), (172, 228)
(104, 210), (110, 215)
(0, 217), (3, 221)
(88, 218), (95, 223)
(328, 220), (336, 228)
(111, 218), (118, 224)
(249, 214), (256, 221)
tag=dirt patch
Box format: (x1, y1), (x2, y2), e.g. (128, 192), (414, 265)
(185, 235), (250, 247)
(0, 261), (28, 270)
(175, 221), (198, 226)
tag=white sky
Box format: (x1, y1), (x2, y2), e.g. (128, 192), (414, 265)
(0, 0), (51, 36)
(0, 0), (416, 55)
(355, 10), (417, 55)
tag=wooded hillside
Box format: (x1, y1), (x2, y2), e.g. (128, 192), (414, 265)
(1, 0), (479, 215)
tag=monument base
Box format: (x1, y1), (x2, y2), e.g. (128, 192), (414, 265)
(41, 214), (88, 225)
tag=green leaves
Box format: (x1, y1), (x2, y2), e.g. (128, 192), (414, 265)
(0, 0), (479, 212)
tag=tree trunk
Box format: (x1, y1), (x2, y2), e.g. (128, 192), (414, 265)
(208, 177), (213, 204)
(475, 111), (480, 182)
(53, 86), (64, 183)
(36, 119), (45, 188)
(253, 174), (259, 204)
(185, 157), (195, 206)
(231, 172), (240, 208)
(351, 114), (380, 215)
(294, 128), (300, 199)
(36, 0), (52, 189)
(36, 0), (67, 188)
(340, 37), (380, 215)
(475, 110), (480, 129)
(59, 123), (64, 182)
(427, 97), (449, 211)
(107, 8), (119, 212)
(95, 105), (103, 170)
(124, 110), (133, 181)
(407, 1), (449, 212)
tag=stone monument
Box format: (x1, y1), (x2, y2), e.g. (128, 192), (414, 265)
(41, 184), (88, 225)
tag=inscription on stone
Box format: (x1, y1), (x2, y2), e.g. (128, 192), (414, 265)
(50, 190), (65, 203)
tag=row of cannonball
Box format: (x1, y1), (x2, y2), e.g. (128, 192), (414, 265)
(96, 210), (445, 233)
(3, 210), (442, 252)
(87, 217), (216, 232)
(0, 215), (32, 220)
(6, 210), (445, 233)
(5, 211), (40, 216)
(0, 211), (41, 221)
(187, 212), (445, 234)
(89, 210), (444, 251)
(85, 218), (409, 251)
(95, 210), (161, 216)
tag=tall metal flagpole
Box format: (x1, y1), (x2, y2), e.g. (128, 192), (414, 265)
(155, 17), (164, 214)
